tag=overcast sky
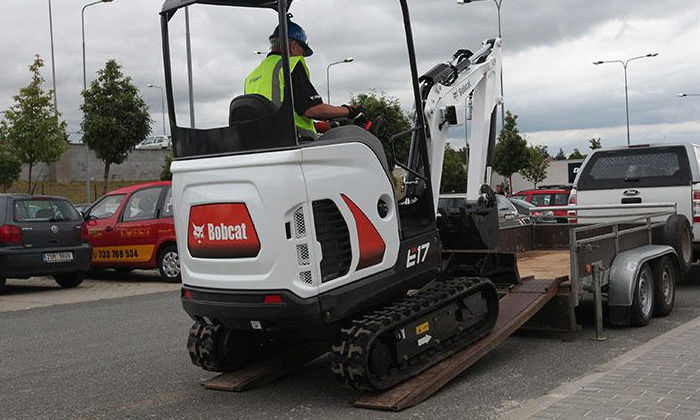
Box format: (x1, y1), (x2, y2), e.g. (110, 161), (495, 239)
(2, 0), (700, 155)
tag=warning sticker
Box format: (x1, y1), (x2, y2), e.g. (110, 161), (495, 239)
(416, 321), (430, 335)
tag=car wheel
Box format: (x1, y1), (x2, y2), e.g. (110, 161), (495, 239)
(664, 214), (692, 274)
(0, 277), (6, 294)
(54, 272), (85, 288)
(630, 263), (654, 327)
(652, 256), (676, 317)
(158, 244), (181, 283)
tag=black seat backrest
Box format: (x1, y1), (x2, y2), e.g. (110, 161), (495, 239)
(229, 94), (278, 126)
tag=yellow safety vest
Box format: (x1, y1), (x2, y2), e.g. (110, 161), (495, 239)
(245, 55), (317, 138)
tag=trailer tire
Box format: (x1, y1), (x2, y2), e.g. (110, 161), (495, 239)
(664, 214), (692, 274)
(630, 263), (654, 326)
(652, 256), (676, 317)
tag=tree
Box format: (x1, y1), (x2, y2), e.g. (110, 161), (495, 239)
(161, 153), (173, 181)
(554, 148), (567, 160)
(0, 55), (67, 193)
(589, 137), (602, 151)
(350, 91), (411, 166)
(569, 148), (585, 159)
(0, 142), (21, 191)
(493, 110), (529, 190)
(520, 145), (550, 188)
(81, 59), (151, 195)
(440, 143), (467, 193)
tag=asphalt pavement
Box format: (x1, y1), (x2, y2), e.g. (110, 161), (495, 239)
(1, 271), (699, 419)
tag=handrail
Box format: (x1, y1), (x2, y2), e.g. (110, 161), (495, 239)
(532, 202), (677, 212)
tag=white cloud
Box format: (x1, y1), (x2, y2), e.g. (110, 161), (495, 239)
(1, 0), (700, 152)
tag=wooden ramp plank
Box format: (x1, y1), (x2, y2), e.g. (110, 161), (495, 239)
(203, 342), (328, 392)
(353, 278), (561, 411)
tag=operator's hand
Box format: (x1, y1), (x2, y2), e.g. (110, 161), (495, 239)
(342, 104), (365, 121)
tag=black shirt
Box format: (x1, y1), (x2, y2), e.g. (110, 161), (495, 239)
(290, 61), (323, 116)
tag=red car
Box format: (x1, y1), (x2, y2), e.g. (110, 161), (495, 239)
(510, 186), (571, 223)
(83, 181), (179, 282)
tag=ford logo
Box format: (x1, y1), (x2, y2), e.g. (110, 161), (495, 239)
(50, 225), (59, 234)
(623, 189), (640, 197)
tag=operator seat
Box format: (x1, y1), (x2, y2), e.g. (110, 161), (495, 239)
(228, 94), (278, 126)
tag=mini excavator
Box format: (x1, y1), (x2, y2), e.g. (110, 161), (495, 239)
(160, 0), (505, 391)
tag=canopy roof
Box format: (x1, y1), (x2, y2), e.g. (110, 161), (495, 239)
(161, 0), (293, 15)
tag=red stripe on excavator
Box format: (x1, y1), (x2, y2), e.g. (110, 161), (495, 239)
(341, 194), (386, 270)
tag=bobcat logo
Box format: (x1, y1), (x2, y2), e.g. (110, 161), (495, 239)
(192, 223), (205, 243)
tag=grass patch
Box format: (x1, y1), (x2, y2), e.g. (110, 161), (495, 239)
(5, 180), (158, 203)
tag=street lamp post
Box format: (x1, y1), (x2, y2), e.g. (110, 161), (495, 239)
(593, 53), (658, 146)
(326, 57), (354, 104)
(82, 0), (114, 91)
(147, 84), (166, 135)
(457, 0), (505, 128)
(81, 0), (114, 202)
(48, 0), (58, 112)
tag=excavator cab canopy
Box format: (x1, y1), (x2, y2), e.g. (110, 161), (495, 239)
(161, 0), (288, 15)
(159, 0), (427, 162)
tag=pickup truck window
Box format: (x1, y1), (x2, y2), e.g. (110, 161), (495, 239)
(577, 146), (691, 190)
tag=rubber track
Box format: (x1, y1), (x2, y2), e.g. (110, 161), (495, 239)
(187, 323), (299, 373)
(329, 277), (498, 391)
(187, 323), (230, 372)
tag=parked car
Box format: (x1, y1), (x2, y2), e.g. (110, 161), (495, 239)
(437, 194), (531, 228)
(508, 197), (556, 223)
(571, 143), (698, 273)
(510, 187), (570, 223)
(135, 135), (171, 150)
(82, 181), (180, 282)
(0, 194), (91, 293)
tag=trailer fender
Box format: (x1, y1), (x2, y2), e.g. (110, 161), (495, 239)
(608, 244), (677, 309)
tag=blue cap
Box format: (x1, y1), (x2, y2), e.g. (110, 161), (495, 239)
(270, 21), (313, 57)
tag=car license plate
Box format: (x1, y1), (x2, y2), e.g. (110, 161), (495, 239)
(43, 252), (74, 263)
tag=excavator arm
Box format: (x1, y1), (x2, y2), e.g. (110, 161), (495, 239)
(421, 38), (503, 206)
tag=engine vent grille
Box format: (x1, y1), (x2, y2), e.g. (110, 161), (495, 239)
(299, 271), (313, 284)
(312, 199), (351, 283)
(296, 244), (310, 266)
(293, 207), (306, 238)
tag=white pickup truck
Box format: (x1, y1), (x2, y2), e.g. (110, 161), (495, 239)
(569, 143), (697, 273)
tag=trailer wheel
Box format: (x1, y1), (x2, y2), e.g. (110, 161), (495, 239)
(664, 214), (692, 274)
(54, 271), (85, 288)
(652, 256), (676, 317)
(630, 263), (654, 326)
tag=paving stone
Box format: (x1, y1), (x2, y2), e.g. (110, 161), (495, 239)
(525, 321), (700, 419)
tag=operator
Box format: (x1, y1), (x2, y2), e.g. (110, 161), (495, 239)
(244, 20), (364, 139)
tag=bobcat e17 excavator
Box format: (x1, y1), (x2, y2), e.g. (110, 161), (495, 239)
(161, 0), (507, 391)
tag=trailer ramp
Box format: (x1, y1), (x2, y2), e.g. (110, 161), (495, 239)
(353, 277), (562, 411)
(203, 342), (327, 392)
